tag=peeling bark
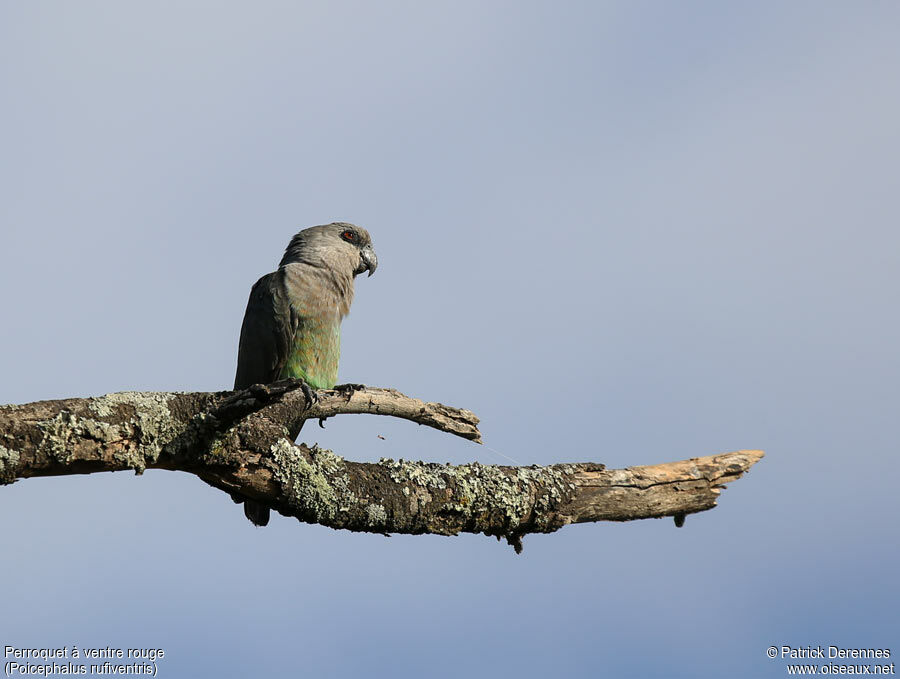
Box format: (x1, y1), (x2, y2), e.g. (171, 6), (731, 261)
(0, 381), (764, 550)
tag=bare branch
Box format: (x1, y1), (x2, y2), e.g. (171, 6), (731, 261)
(307, 386), (481, 442)
(0, 387), (763, 550)
(209, 380), (480, 441)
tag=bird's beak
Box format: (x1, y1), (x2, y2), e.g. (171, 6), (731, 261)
(358, 245), (378, 277)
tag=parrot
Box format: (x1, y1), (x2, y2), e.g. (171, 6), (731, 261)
(232, 222), (377, 526)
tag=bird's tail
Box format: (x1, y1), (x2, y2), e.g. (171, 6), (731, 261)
(243, 500), (270, 527)
(230, 492), (271, 527)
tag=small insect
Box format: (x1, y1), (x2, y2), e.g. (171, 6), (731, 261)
(377, 434), (386, 440)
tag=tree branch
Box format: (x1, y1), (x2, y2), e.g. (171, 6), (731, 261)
(0, 385), (763, 550)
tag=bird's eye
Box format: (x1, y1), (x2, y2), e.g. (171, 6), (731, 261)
(341, 230), (357, 243)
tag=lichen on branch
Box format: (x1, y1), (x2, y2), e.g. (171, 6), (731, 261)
(0, 383), (764, 549)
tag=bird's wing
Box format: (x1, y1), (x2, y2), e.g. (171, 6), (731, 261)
(233, 271), (297, 389)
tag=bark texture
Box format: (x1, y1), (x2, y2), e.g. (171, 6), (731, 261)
(0, 381), (763, 550)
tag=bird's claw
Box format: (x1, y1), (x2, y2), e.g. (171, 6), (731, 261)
(300, 381), (319, 410)
(333, 382), (365, 398)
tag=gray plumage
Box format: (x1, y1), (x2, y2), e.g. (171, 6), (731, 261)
(233, 222), (377, 526)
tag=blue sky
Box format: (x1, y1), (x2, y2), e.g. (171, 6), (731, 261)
(2, 3), (898, 677)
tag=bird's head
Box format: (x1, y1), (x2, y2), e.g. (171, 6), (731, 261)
(280, 222), (377, 278)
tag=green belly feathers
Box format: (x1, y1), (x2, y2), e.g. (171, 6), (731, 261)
(280, 317), (341, 390)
